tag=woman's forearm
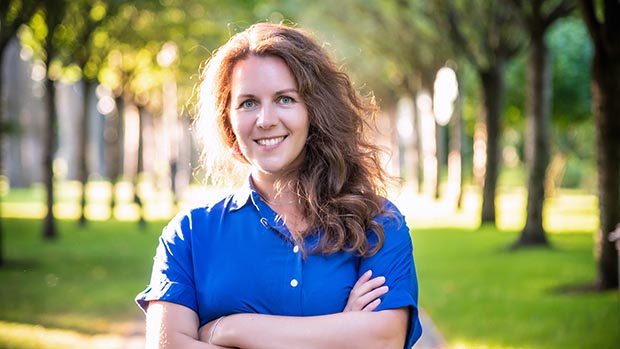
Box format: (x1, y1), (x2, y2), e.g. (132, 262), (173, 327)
(212, 308), (409, 349)
(146, 301), (229, 349)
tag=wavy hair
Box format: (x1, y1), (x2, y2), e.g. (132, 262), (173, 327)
(194, 22), (392, 257)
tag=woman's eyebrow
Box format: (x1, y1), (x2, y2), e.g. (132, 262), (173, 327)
(275, 88), (299, 95)
(235, 88), (299, 99)
(235, 93), (257, 99)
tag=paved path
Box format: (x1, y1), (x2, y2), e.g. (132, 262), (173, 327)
(414, 309), (447, 349)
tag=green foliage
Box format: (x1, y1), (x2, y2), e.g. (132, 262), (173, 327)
(549, 16), (593, 126)
(414, 227), (620, 349)
(504, 16), (592, 128)
(0, 0), (39, 49)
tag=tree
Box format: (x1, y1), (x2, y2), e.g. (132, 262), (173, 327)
(508, 0), (576, 247)
(0, 0), (39, 264)
(39, 0), (69, 240)
(433, 0), (523, 226)
(578, 0), (620, 290)
(58, 0), (125, 226)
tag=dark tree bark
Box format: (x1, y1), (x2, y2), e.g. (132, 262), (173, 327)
(42, 77), (58, 240)
(510, 0), (576, 246)
(479, 62), (506, 224)
(135, 104), (146, 228)
(437, 0), (523, 227)
(518, 29), (551, 246)
(579, 0), (620, 290)
(78, 79), (93, 226)
(0, 0), (39, 264)
(42, 1), (66, 240)
(107, 95), (124, 214)
(410, 89), (423, 194)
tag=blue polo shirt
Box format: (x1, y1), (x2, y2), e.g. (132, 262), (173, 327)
(136, 179), (422, 348)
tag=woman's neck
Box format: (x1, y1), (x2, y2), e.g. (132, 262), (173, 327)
(251, 172), (298, 206)
(251, 173), (308, 235)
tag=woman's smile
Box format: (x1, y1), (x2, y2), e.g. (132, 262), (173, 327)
(255, 136), (287, 147)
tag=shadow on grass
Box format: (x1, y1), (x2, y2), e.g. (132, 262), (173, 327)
(0, 258), (39, 270)
(551, 281), (598, 294)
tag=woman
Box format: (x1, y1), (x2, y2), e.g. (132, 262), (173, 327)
(136, 22), (422, 349)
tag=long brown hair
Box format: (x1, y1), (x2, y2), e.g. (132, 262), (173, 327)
(195, 23), (392, 256)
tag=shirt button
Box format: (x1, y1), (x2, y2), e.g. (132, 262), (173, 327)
(293, 245), (299, 253)
(290, 279), (299, 287)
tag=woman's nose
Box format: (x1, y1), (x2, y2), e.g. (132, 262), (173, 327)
(256, 105), (278, 129)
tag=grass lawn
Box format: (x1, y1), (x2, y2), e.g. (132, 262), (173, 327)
(0, 184), (619, 348)
(0, 218), (162, 349)
(413, 227), (620, 349)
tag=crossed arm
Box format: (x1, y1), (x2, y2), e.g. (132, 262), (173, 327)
(145, 270), (409, 349)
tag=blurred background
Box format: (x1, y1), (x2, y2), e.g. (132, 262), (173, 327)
(0, 0), (618, 348)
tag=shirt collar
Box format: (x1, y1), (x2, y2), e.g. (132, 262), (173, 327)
(229, 177), (252, 211)
(230, 176), (266, 212)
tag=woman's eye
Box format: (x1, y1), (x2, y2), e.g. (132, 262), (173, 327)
(279, 96), (294, 104)
(240, 100), (255, 109)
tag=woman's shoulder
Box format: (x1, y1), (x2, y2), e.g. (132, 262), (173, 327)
(376, 197), (406, 224)
(370, 197), (411, 244)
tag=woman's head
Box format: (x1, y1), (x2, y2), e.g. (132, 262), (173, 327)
(196, 23), (376, 182)
(196, 22), (389, 256)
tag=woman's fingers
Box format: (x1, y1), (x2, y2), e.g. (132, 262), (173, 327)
(344, 270), (388, 312)
(362, 298), (382, 312)
(359, 285), (389, 311)
(353, 269), (373, 287)
(351, 275), (386, 300)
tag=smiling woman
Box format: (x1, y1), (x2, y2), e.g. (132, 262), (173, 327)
(136, 22), (422, 349)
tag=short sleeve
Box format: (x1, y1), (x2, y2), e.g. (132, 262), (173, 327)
(135, 212), (198, 313)
(359, 202), (422, 348)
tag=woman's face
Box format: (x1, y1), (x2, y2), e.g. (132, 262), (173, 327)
(229, 55), (309, 180)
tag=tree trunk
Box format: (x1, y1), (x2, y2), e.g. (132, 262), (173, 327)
(107, 95), (124, 214)
(517, 26), (551, 247)
(0, 41), (6, 265)
(406, 89), (423, 195)
(448, 84), (464, 209)
(42, 76), (57, 240)
(592, 47), (620, 290)
(435, 123), (445, 199)
(78, 79), (93, 226)
(479, 61), (505, 226)
(41, 0), (65, 241)
(579, 0), (620, 290)
(135, 104), (146, 228)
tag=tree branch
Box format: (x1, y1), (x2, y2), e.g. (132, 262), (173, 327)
(443, 1), (481, 71)
(578, 0), (603, 50)
(544, 0), (577, 29)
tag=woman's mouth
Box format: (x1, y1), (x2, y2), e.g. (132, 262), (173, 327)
(256, 136), (286, 146)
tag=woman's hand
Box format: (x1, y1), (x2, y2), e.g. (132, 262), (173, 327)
(199, 316), (227, 346)
(343, 270), (389, 312)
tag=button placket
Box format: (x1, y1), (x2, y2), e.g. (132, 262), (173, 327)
(290, 243), (303, 290)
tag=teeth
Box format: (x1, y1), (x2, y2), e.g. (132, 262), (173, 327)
(257, 136), (285, 146)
